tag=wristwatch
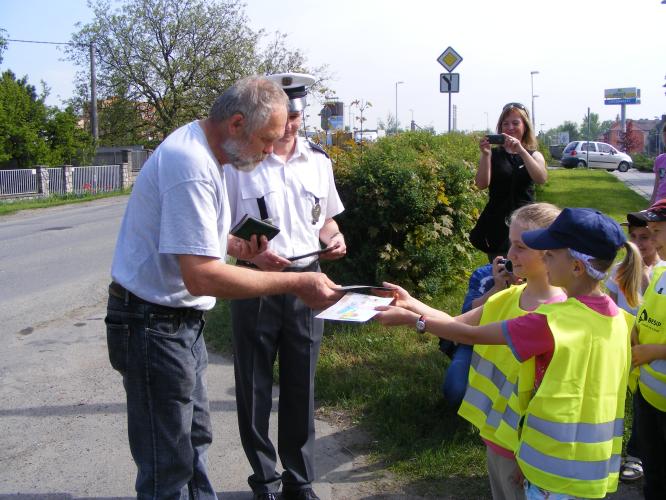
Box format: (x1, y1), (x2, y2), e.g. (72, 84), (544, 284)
(416, 315), (426, 334)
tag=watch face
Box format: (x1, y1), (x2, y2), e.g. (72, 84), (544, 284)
(416, 317), (426, 333)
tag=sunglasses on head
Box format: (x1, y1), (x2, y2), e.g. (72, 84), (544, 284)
(503, 102), (529, 114)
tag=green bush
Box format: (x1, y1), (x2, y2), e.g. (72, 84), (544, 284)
(324, 132), (484, 298)
(632, 153), (654, 172)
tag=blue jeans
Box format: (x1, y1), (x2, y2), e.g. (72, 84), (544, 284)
(106, 291), (216, 500)
(441, 344), (473, 408)
(524, 480), (584, 499)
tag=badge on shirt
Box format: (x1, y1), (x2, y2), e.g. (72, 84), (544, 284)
(311, 198), (321, 225)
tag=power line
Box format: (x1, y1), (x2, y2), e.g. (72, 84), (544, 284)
(7, 38), (79, 47)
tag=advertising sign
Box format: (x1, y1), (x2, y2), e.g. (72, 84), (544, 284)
(604, 87), (640, 99)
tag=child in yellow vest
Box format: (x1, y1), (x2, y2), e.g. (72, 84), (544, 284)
(376, 208), (642, 499)
(381, 202), (564, 499)
(625, 198), (666, 500)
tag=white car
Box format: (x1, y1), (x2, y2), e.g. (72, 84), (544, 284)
(560, 141), (633, 172)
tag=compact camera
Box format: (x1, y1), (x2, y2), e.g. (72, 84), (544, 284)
(486, 134), (505, 145)
(498, 258), (513, 274)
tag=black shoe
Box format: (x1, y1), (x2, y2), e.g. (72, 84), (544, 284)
(281, 488), (320, 500)
(253, 493), (280, 500)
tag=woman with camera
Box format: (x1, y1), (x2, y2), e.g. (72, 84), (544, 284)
(469, 103), (548, 261)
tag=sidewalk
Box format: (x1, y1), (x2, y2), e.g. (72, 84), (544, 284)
(610, 168), (655, 201)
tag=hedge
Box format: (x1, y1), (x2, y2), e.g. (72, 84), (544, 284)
(323, 132), (485, 299)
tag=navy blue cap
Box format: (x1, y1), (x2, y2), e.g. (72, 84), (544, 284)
(522, 208), (626, 261)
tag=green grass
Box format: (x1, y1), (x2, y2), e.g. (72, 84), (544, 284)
(0, 189), (131, 216)
(204, 169), (648, 497)
(536, 168), (647, 221)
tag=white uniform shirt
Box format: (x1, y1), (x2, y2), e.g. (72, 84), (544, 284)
(225, 137), (344, 267)
(111, 121), (231, 310)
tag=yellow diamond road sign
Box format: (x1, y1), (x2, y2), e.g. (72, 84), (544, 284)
(437, 47), (462, 72)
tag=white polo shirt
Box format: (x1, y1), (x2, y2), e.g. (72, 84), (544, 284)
(225, 137), (344, 267)
(111, 121), (230, 310)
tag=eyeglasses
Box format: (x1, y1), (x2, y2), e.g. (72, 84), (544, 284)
(503, 102), (529, 115)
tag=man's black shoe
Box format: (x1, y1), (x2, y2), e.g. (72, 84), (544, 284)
(253, 493), (280, 500)
(281, 488), (320, 500)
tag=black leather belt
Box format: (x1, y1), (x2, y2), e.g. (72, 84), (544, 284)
(108, 282), (204, 319)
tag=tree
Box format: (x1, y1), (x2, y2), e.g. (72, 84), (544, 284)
(555, 120), (580, 142)
(0, 70), (50, 167)
(0, 29), (7, 65)
(45, 107), (96, 165)
(0, 71), (94, 167)
(350, 99), (372, 139)
(618, 121), (641, 153)
(378, 113), (400, 135)
(68, 0), (329, 142)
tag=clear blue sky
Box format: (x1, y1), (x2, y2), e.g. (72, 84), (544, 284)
(2, 0), (665, 134)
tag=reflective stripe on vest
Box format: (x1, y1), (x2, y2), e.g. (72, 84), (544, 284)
(462, 385), (493, 417)
(468, 350), (516, 400)
(526, 414), (623, 444)
(519, 442), (622, 481)
(640, 365), (666, 398)
(499, 404), (521, 432)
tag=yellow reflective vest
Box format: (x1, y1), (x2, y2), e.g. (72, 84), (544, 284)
(516, 298), (630, 498)
(457, 284), (535, 448)
(636, 266), (666, 412)
(497, 307), (634, 452)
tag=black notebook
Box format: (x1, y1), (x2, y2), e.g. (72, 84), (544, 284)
(230, 215), (280, 241)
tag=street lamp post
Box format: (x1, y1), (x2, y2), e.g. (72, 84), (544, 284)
(395, 81), (404, 134)
(530, 70), (539, 128)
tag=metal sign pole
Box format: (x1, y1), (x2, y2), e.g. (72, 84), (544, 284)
(448, 72), (452, 133)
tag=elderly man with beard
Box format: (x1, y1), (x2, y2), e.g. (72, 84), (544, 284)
(105, 76), (342, 500)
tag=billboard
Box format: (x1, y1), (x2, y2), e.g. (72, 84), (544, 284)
(320, 101), (344, 130)
(604, 87), (640, 99)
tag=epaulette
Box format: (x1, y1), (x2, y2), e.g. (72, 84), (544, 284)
(307, 140), (330, 159)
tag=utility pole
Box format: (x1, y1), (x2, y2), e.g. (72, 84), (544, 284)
(90, 42), (98, 140)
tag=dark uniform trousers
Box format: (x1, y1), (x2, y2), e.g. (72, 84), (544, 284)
(230, 262), (324, 494)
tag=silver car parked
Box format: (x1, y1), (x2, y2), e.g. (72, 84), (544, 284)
(560, 141), (633, 172)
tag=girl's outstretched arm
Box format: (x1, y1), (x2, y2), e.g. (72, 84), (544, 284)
(374, 305), (505, 345)
(382, 282), (484, 326)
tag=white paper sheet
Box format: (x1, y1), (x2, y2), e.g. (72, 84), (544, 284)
(315, 292), (394, 322)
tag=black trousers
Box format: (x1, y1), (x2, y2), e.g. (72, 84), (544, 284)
(634, 388), (666, 500)
(230, 263), (324, 494)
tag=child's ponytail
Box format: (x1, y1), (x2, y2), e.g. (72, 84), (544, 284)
(614, 241), (643, 308)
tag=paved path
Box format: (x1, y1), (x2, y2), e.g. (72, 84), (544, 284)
(610, 168), (655, 201)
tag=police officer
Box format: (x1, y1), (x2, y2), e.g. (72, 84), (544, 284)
(225, 73), (346, 500)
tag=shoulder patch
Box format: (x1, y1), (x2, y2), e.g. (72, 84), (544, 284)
(307, 140), (330, 159)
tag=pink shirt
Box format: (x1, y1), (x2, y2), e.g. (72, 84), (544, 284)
(502, 295), (619, 388)
(654, 154), (666, 201)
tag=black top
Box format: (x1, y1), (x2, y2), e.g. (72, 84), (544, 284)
(469, 147), (536, 255)
(486, 148), (536, 211)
